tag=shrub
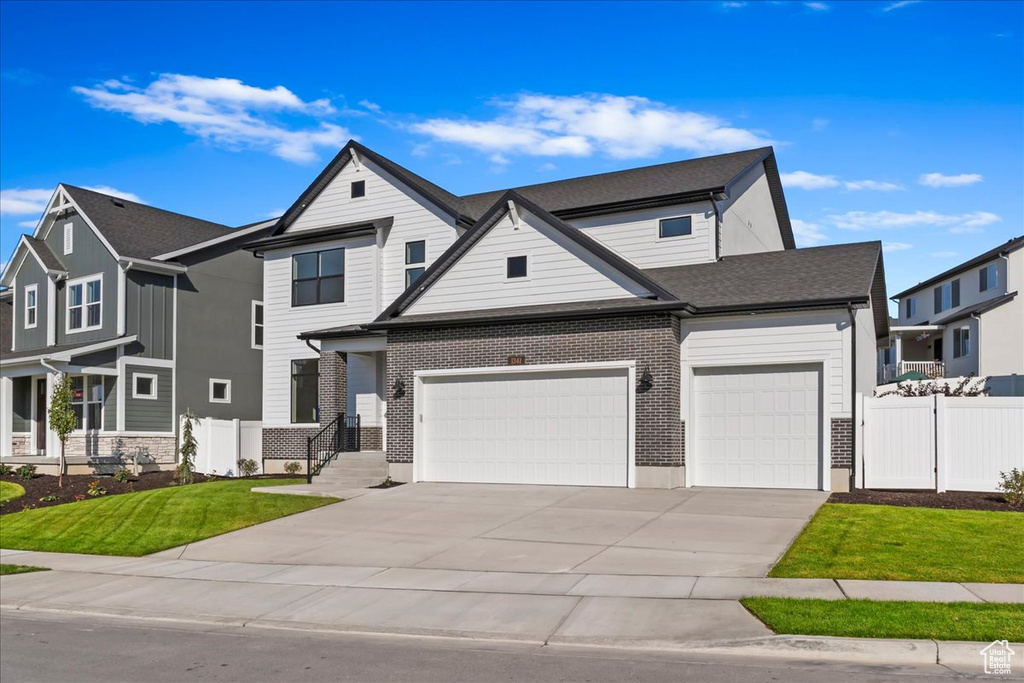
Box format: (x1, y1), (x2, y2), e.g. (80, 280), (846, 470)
(16, 464), (36, 480)
(0, 464), (13, 475)
(86, 480), (107, 497)
(998, 468), (1024, 509)
(73, 494), (86, 502)
(113, 468), (131, 483)
(39, 495), (59, 502)
(283, 461), (302, 476)
(237, 458), (259, 477)
(876, 374), (990, 398)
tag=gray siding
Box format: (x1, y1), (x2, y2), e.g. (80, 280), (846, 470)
(12, 254), (49, 351)
(124, 365), (173, 432)
(74, 348), (118, 369)
(45, 214), (120, 347)
(12, 376), (32, 432)
(125, 270), (175, 359)
(175, 244), (263, 421)
(103, 376), (118, 431)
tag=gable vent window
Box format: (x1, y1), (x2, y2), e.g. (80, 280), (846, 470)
(67, 274), (103, 332)
(507, 255), (528, 279)
(292, 248), (345, 306)
(659, 216), (692, 239)
(24, 284), (38, 329)
(979, 263), (997, 292)
(210, 379), (232, 404)
(63, 222), (74, 255)
(351, 180), (366, 198)
(405, 240), (426, 288)
(933, 279), (960, 313)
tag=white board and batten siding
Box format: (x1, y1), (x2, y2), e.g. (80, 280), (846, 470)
(862, 396), (936, 489)
(405, 208), (652, 316)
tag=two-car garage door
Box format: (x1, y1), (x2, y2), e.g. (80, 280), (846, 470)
(420, 367), (629, 487)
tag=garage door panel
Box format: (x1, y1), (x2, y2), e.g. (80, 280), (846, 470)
(695, 364), (822, 490)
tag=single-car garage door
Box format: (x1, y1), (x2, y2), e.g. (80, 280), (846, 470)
(694, 364), (822, 489)
(420, 366), (630, 486)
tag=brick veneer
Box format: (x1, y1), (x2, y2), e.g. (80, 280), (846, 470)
(385, 313), (683, 468)
(263, 349), (348, 461)
(830, 417), (853, 468)
(262, 426), (319, 461)
(360, 426), (383, 451)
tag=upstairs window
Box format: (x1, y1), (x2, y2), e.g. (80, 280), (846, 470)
(24, 284), (37, 329)
(292, 248), (345, 306)
(659, 216), (692, 239)
(351, 180), (366, 198)
(252, 301), (264, 349)
(979, 263), (997, 292)
(67, 275), (102, 332)
(405, 240), (426, 288)
(905, 297), (916, 319)
(291, 359), (319, 424)
(953, 327), (971, 359)
(63, 222), (73, 255)
(507, 255), (528, 279)
(933, 279), (960, 313)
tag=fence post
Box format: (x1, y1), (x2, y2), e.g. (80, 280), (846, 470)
(232, 418), (241, 476)
(934, 394), (946, 493)
(855, 392), (864, 491)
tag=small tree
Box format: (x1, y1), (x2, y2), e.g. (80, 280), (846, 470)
(177, 409), (200, 485)
(47, 373), (78, 488)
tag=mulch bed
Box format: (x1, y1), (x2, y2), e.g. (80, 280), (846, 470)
(829, 489), (1019, 512)
(0, 471), (293, 514)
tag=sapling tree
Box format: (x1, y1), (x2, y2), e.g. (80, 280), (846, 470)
(177, 409), (200, 485)
(47, 373), (78, 488)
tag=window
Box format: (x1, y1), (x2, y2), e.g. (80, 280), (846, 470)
(24, 284), (37, 329)
(133, 373), (158, 399)
(252, 301), (264, 349)
(351, 180), (365, 198)
(292, 248), (345, 306)
(291, 359), (319, 423)
(933, 279), (960, 313)
(71, 376), (104, 431)
(507, 255), (528, 279)
(905, 297), (916, 319)
(209, 379), (232, 403)
(659, 216), (692, 239)
(405, 240), (426, 288)
(67, 274), (102, 332)
(979, 263), (997, 292)
(953, 327), (971, 359)
(63, 222), (73, 255)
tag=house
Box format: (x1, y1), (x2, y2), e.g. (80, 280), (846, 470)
(881, 235), (1023, 393)
(0, 185), (271, 472)
(251, 141), (888, 492)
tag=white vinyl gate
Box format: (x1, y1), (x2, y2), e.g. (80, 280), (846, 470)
(862, 396), (1024, 492)
(181, 417), (263, 476)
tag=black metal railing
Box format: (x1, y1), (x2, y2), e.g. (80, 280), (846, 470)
(306, 413), (361, 483)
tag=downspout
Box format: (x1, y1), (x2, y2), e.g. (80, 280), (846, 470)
(709, 192), (723, 261)
(847, 305), (857, 492)
(971, 313), (982, 377)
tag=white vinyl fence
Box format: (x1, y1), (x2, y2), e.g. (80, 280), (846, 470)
(179, 416), (263, 477)
(861, 395), (1024, 492)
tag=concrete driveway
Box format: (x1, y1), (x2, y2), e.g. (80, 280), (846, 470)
(175, 484), (827, 578)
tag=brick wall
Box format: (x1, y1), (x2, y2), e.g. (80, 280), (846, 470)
(831, 417), (853, 468)
(386, 313), (682, 468)
(263, 350), (347, 461)
(263, 426), (319, 461)
(361, 426), (383, 451)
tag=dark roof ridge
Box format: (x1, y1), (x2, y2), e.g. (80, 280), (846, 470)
(61, 184), (232, 232)
(890, 234), (1024, 300)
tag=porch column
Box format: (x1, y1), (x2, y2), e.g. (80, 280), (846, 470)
(0, 377), (12, 458)
(894, 334), (903, 374)
(45, 371), (60, 456)
(319, 350), (347, 424)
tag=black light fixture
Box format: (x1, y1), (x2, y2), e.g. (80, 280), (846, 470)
(638, 366), (654, 393)
(393, 378), (406, 399)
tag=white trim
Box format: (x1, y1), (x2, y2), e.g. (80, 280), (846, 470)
(50, 364), (119, 377)
(172, 274), (178, 443)
(0, 377), (12, 458)
(0, 236), (68, 287)
(132, 372), (159, 400)
(116, 349), (126, 432)
(0, 335), (138, 368)
(117, 267), (127, 335)
(209, 378), (232, 403)
(117, 258), (187, 275)
(657, 215), (694, 241)
(65, 272), (104, 335)
(152, 219), (277, 261)
(504, 253), (531, 281)
(24, 283), (38, 329)
(10, 276), (15, 352)
(120, 356), (174, 368)
(39, 185), (121, 262)
(412, 360), (637, 488)
(46, 277), (56, 346)
(63, 222), (74, 255)
(251, 300), (264, 349)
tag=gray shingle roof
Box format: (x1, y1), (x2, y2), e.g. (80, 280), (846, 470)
(62, 185), (234, 259)
(0, 296), (12, 356)
(930, 291), (1017, 326)
(891, 235), (1024, 300)
(24, 236), (66, 271)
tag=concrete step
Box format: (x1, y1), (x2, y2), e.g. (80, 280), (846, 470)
(315, 475), (388, 488)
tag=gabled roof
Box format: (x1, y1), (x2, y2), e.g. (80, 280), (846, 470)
(373, 190), (681, 325)
(891, 235), (1024, 300)
(23, 236), (66, 272)
(60, 185), (235, 259)
(930, 291), (1017, 326)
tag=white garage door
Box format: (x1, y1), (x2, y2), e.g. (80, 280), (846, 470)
(420, 367), (629, 486)
(694, 364), (822, 489)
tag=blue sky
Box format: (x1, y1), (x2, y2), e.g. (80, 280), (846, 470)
(1, 0), (1021, 305)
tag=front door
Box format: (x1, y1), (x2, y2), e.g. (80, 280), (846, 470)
(35, 379), (47, 455)
(933, 337), (944, 362)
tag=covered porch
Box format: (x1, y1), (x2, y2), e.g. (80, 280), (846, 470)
(879, 324), (946, 383)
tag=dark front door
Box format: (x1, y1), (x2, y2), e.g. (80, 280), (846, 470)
(35, 379), (47, 454)
(933, 337), (943, 362)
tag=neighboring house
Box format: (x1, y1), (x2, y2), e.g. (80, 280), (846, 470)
(881, 235), (1023, 392)
(251, 141), (888, 492)
(0, 185), (271, 471)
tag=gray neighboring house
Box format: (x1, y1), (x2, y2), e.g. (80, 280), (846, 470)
(0, 185), (271, 471)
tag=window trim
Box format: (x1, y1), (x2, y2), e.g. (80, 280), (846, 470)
(24, 284), (38, 329)
(658, 216), (693, 240)
(290, 359), (320, 424)
(209, 378), (232, 404)
(933, 279), (960, 313)
(953, 326), (971, 359)
(251, 300), (264, 350)
(65, 273), (104, 334)
(132, 372), (159, 400)
(351, 180), (366, 199)
(405, 240), (426, 289)
(70, 375), (104, 433)
(506, 254), (530, 280)
(291, 248), (346, 307)
(979, 263), (997, 292)
(905, 297), (916, 319)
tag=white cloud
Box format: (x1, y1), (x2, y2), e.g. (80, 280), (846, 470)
(18, 220), (38, 228)
(930, 251), (958, 258)
(74, 74), (351, 163)
(883, 242), (913, 253)
(0, 188), (54, 215)
(918, 172), (983, 188)
(489, 153), (510, 166)
(804, 2), (830, 10)
(81, 186), (144, 204)
(411, 93), (772, 160)
(721, 1), (747, 7)
(843, 179), (904, 191)
(791, 218), (828, 246)
(359, 99), (382, 114)
(781, 171), (841, 190)
(883, 0), (922, 11)
(811, 118), (830, 131)
(828, 210), (1002, 231)
(538, 162), (558, 172)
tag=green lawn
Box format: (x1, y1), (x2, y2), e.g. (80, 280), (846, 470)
(0, 564), (49, 576)
(743, 598), (1024, 642)
(770, 503), (1024, 583)
(0, 479), (336, 556)
(0, 481), (26, 503)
